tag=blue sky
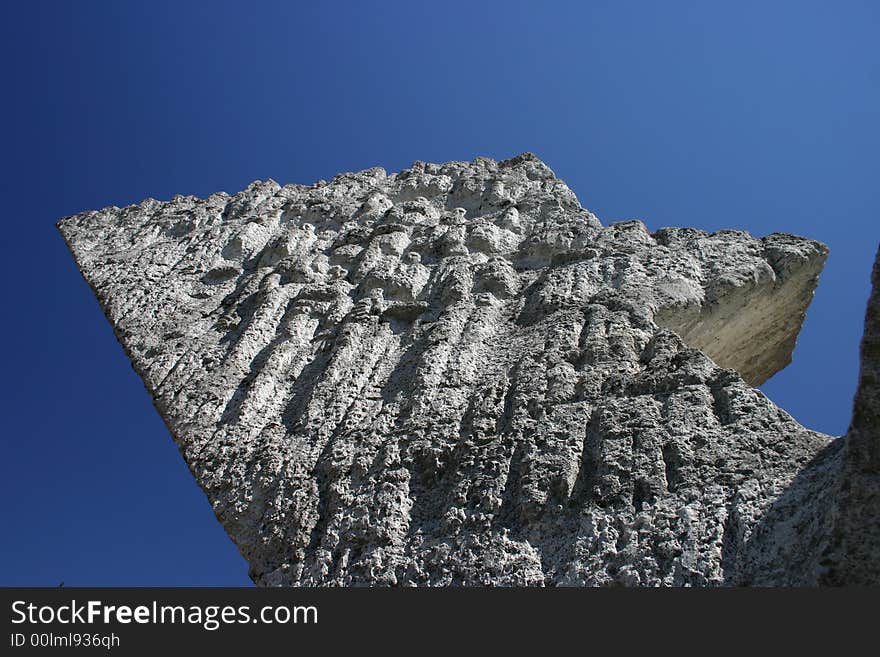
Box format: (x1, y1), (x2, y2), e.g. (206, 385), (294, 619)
(1, 1), (877, 585)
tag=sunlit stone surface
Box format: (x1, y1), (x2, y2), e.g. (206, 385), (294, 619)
(60, 154), (876, 585)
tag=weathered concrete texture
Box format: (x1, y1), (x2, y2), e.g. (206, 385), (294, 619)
(59, 153), (852, 586)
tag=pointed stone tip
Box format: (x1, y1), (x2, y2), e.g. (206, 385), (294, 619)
(654, 229), (829, 386)
(56, 213), (80, 240)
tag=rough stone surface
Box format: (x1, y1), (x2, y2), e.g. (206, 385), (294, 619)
(817, 246), (880, 584)
(733, 245), (880, 586)
(59, 153), (860, 586)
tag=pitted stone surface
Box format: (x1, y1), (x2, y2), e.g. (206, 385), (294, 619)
(815, 246), (880, 585)
(59, 153), (843, 585)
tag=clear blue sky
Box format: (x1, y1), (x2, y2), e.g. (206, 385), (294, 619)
(1, 1), (877, 586)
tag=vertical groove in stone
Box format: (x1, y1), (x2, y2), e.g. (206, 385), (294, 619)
(59, 153), (854, 586)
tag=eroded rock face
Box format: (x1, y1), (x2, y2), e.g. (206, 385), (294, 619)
(59, 153), (840, 585)
(817, 246), (880, 585)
